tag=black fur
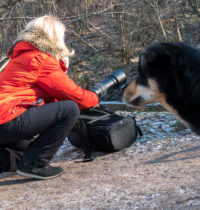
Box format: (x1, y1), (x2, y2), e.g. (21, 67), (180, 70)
(137, 42), (200, 134)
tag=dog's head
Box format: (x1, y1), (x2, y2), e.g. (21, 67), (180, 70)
(123, 42), (200, 134)
(122, 78), (155, 106)
(122, 43), (173, 107)
(122, 51), (159, 106)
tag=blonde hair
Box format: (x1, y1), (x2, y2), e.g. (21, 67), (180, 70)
(16, 15), (74, 59)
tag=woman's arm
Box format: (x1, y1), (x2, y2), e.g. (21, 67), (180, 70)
(34, 56), (99, 109)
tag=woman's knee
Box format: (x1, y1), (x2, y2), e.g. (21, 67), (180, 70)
(58, 100), (80, 121)
(66, 100), (80, 118)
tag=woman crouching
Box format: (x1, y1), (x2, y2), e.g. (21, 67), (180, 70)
(0, 15), (99, 179)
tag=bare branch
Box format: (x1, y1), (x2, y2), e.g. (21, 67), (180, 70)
(70, 28), (99, 52)
(0, 17), (35, 21)
(150, 0), (167, 39)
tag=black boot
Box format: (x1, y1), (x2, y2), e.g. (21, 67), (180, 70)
(16, 158), (63, 180)
(0, 148), (11, 173)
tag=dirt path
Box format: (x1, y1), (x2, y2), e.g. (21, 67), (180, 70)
(0, 112), (200, 209)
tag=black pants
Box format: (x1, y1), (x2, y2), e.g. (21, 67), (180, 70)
(0, 100), (80, 172)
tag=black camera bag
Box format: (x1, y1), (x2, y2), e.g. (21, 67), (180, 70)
(68, 107), (142, 158)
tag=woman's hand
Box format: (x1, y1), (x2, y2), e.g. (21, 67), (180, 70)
(94, 104), (100, 108)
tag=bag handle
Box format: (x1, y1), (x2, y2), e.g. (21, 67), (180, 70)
(86, 114), (111, 125)
(94, 105), (115, 114)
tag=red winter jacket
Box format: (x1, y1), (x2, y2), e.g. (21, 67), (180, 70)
(0, 41), (99, 124)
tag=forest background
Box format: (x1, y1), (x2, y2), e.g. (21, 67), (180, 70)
(1, 0), (200, 99)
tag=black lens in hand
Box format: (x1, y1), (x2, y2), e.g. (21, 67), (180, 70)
(90, 69), (127, 99)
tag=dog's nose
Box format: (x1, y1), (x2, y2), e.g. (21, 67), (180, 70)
(131, 96), (143, 106)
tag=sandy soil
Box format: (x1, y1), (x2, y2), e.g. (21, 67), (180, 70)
(0, 111), (200, 209)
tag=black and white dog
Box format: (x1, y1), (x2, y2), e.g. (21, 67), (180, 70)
(123, 42), (200, 134)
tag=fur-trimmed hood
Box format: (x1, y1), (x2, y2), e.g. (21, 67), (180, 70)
(15, 29), (69, 65)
